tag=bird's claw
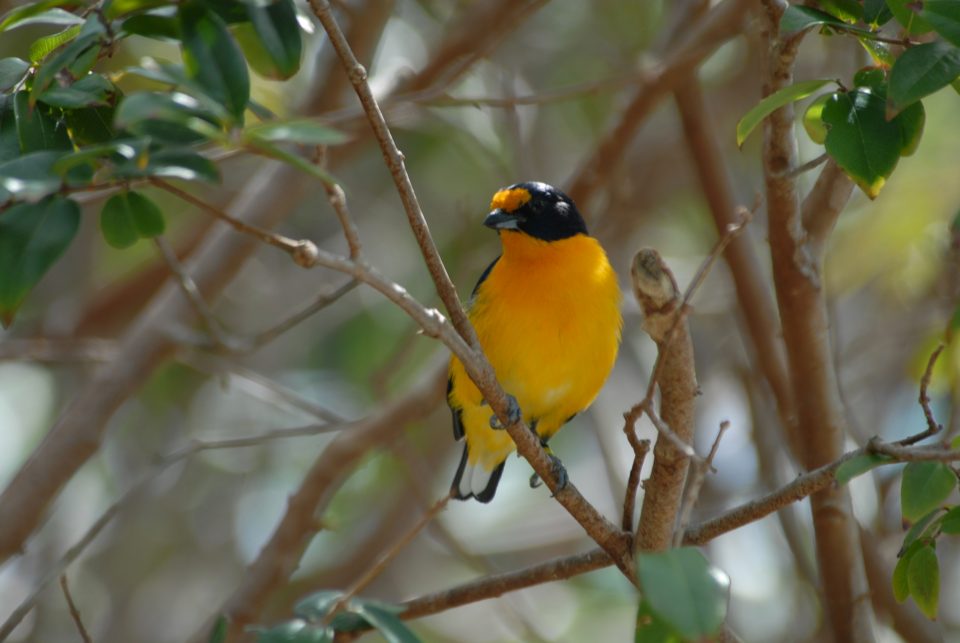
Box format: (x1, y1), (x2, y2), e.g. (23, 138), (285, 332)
(489, 394), (521, 430)
(529, 455), (568, 494)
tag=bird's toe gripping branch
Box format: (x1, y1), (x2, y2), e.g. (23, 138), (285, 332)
(529, 447), (569, 495)
(488, 393), (522, 430)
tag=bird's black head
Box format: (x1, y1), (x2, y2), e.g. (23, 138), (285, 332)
(483, 181), (588, 241)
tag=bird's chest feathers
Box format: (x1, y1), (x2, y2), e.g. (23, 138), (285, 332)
(470, 233), (620, 417)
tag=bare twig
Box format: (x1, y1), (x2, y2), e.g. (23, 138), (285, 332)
(904, 342), (946, 444)
(323, 182), (362, 259)
(325, 495), (450, 625)
(0, 338), (119, 362)
(59, 575), (93, 643)
(672, 421), (728, 548)
(622, 436), (651, 531)
(155, 236), (230, 350)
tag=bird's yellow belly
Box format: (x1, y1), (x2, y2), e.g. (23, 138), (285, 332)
(449, 235), (622, 470)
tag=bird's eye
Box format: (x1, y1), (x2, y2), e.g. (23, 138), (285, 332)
(528, 200), (544, 214)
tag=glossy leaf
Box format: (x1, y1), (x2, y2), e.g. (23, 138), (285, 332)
(51, 140), (140, 175)
(0, 0), (75, 31)
(835, 453), (891, 485)
(901, 461), (957, 522)
(0, 196), (80, 326)
(38, 73), (115, 108)
(0, 150), (65, 199)
(822, 88), (901, 198)
(29, 24), (80, 64)
(121, 12), (181, 40)
(0, 58), (30, 93)
(356, 604), (421, 643)
(900, 507), (945, 554)
(100, 190), (165, 248)
(106, 0), (173, 19)
(887, 0), (933, 35)
(114, 149), (220, 183)
(245, 120), (347, 146)
(863, 0), (892, 26)
(889, 41), (960, 112)
(179, 2), (250, 122)
(32, 18), (105, 94)
(941, 506), (960, 534)
(636, 548), (730, 641)
(897, 100), (925, 157)
(65, 105), (116, 145)
(14, 91), (71, 152)
(907, 544), (940, 619)
(859, 37), (895, 68)
(924, 0), (960, 46)
(115, 91), (223, 143)
(293, 591), (342, 620)
(247, 138), (336, 184)
(242, 0), (302, 79)
(780, 5), (873, 36)
(818, 0), (861, 23)
(0, 95), (18, 163)
(254, 619), (333, 643)
(736, 78), (834, 147)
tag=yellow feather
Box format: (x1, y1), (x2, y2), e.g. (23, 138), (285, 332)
(448, 231), (622, 472)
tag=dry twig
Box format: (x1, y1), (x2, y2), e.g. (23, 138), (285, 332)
(59, 575), (93, 643)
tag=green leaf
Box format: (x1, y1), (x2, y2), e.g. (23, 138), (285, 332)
(179, 2), (250, 122)
(863, 0), (893, 26)
(0, 95), (18, 163)
(907, 544), (940, 619)
(888, 41), (960, 113)
(859, 37), (895, 68)
(817, 0), (861, 23)
(239, 0), (302, 80)
(14, 91), (71, 152)
(735, 78), (834, 147)
(952, 435), (960, 450)
(887, 0), (934, 35)
(121, 12), (181, 40)
(822, 88), (901, 198)
(245, 120), (348, 146)
(355, 604), (421, 643)
(635, 599), (682, 643)
(0, 150), (65, 199)
(115, 91), (223, 143)
(114, 148), (220, 183)
(207, 615), (227, 643)
(38, 73), (115, 109)
(779, 5), (875, 36)
(0, 0), (76, 31)
(802, 93), (831, 144)
(65, 105), (116, 145)
(924, 0), (960, 46)
(254, 619), (333, 643)
(901, 461), (957, 522)
(893, 540), (924, 603)
(854, 67), (886, 90)
(293, 591), (342, 620)
(835, 453), (892, 484)
(635, 548), (730, 641)
(32, 17), (105, 94)
(51, 140), (140, 175)
(900, 507), (945, 554)
(100, 190), (165, 248)
(106, 0), (173, 19)
(0, 196), (80, 326)
(0, 58), (30, 93)
(896, 100), (925, 157)
(29, 24), (81, 64)
(942, 506), (960, 534)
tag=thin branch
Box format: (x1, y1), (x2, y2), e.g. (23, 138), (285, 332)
(622, 437), (651, 532)
(672, 421), (728, 548)
(324, 182), (362, 259)
(0, 338), (119, 362)
(325, 495), (450, 625)
(155, 236), (231, 351)
(59, 575), (93, 643)
(906, 342), (946, 444)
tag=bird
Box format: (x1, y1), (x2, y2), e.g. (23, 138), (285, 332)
(447, 181), (622, 502)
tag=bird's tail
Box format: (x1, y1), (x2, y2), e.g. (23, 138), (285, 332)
(451, 444), (505, 503)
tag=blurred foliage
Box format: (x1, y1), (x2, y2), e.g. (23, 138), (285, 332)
(1, 0), (960, 642)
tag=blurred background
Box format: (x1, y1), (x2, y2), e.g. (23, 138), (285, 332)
(1, 0), (960, 641)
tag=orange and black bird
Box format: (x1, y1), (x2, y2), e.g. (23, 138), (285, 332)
(447, 182), (622, 502)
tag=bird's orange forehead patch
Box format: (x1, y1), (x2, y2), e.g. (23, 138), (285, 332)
(490, 187), (531, 213)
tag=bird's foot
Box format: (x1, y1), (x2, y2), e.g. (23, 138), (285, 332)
(529, 453), (568, 495)
(489, 394), (521, 430)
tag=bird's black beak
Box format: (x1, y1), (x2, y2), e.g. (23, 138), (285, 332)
(484, 209), (521, 230)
